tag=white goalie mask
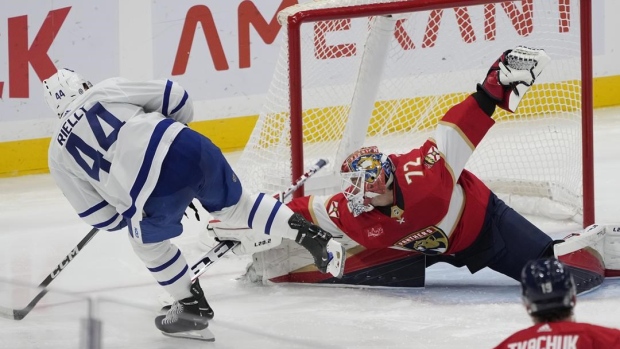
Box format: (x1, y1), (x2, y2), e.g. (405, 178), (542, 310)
(341, 170), (376, 217)
(43, 68), (92, 118)
(340, 146), (393, 217)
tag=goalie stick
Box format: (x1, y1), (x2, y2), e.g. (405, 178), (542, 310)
(0, 227), (100, 321)
(189, 158), (329, 282)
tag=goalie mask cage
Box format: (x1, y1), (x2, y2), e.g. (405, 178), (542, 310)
(236, 0), (594, 226)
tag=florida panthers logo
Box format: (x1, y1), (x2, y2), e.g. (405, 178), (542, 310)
(413, 233), (448, 254)
(393, 226), (449, 255)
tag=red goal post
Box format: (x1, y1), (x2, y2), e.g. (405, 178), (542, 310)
(236, 0), (594, 226)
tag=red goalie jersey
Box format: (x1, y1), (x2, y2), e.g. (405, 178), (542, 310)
(239, 47), (600, 292)
(289, 95), (495, 256)
(280, 92), (558, 286)
(492, 322), (620, 349)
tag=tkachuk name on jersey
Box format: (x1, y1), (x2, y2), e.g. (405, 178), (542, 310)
(57, 107), (87, 146)
(506, 334), (578, 349)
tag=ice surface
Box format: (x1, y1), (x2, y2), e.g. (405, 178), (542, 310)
(1, 108), (620, 348)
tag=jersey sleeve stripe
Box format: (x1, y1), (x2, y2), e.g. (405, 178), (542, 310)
(247, 193), (265, 229)
(78, 200), (108, 217)
(162, 80), (173, 116)
(147, 248), (182, 272)
(122, 118), (175, 219)
(157, 264), (189, 286)
(169, 91), (189, 116)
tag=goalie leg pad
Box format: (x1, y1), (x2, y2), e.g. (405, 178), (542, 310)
(552, 223), (620, 275)
(559, 249), (605, 294)
(603, 225), (620, 276)
(206, 220), (282, 255)
(554, 224), (606, 257)
(554, 224), (608, 292)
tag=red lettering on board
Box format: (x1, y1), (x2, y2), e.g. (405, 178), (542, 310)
(169, 1), (571, 74)
(238, 0), (296, 68)
(8, 7), (70, 98)
(315, 19), (356, 59)
(484, 1), (534, 40)
(172, 5), (229, 75)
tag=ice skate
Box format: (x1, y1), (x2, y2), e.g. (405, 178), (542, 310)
(159, 294), (214, 320)
(155, 281), (215, 341)
(289, 213), (346, 278)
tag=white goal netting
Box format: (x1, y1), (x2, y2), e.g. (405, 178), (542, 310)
(235, 0), (590, 223)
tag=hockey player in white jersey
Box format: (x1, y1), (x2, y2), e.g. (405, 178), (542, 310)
(43, 69), (345, 341)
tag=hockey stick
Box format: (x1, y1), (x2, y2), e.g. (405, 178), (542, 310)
(190, 158), (329, 282)
(0, 227), (100, 321)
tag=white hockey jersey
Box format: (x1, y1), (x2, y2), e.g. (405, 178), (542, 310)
(48, 77), (193, 232)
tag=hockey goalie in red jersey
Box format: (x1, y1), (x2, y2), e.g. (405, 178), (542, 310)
(207, 46), (617, 292)
(492, 258), (620, 349)
(281, 46), (559, 284)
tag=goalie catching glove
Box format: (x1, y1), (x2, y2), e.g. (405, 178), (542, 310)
(478, 46), (551, 112)
(206, 220), (283, 255)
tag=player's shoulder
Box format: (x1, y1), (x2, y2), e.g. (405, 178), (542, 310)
(576, 321), (620, 334)
(92, 77), (129, 90)
(531, 321), (620, 341)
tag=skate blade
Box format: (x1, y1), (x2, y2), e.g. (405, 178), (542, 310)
(326, 240), (346, 279)
(161, 327), (215, 342)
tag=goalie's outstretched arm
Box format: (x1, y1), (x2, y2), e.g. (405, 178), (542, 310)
(435, 46), (551, 183)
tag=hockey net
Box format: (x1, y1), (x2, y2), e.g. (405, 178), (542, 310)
(236, 0), (593, 226)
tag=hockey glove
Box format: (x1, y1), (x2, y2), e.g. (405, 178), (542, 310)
(477, 46), (551, 112)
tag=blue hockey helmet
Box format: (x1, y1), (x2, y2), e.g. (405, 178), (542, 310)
(521, 257), (576, 315)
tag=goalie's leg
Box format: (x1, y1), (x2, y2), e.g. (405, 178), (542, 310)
(553, 224), (608, 293)
(208, 191), (346, 278)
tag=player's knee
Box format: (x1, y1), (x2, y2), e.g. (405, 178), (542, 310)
(129, 238), (173, 264)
